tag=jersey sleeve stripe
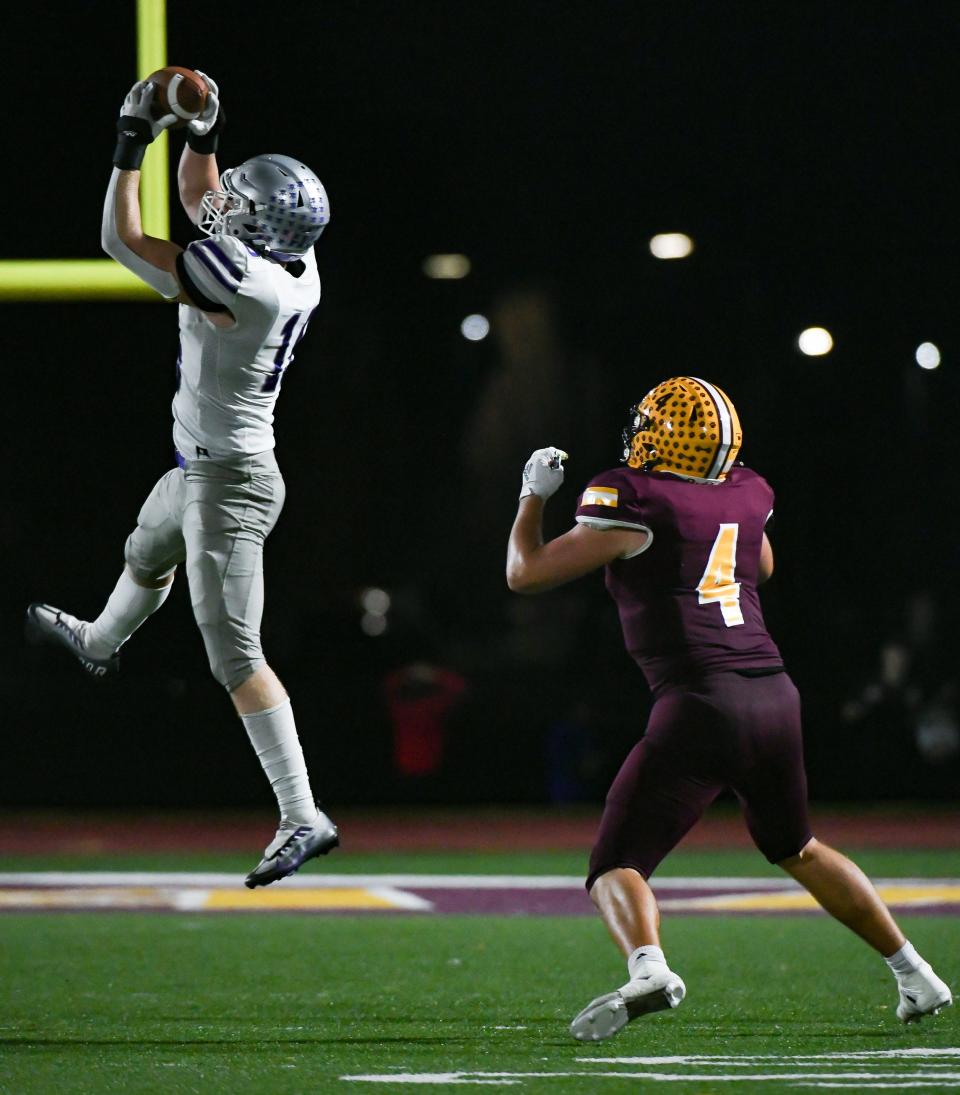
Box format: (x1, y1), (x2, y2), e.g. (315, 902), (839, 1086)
(189, 245), (241, 294)
(175, 252), (229, 313)
(200, 240), (244, 281)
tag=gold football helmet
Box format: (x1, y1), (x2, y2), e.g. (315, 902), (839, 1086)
(622, 376), (742, 481)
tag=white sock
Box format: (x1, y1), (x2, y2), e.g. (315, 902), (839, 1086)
(83, 570), (171, 658)
(628, 944), (666, 979)
(885, 940), (922, 978)
(241, 699), (318, 826)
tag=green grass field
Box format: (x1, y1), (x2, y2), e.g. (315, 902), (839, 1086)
(2, 849), (958, 1094)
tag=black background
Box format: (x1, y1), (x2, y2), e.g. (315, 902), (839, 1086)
(4, 2), (959, 809)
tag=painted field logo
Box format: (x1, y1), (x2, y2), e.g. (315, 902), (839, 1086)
(1, 874), (959, 916)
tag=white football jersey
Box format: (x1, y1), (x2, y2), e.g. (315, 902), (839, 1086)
(172, 234), (321, 459)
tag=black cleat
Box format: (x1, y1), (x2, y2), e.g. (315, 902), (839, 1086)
(26, 603), (119, 679)
(245, 813), (340, 888)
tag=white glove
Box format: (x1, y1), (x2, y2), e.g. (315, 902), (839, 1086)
(120, 80), (177, 140)
(520, 447), (568, 500)
(188, 71), (220, 137)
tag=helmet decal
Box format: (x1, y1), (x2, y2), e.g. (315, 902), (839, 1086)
(621, 376), (742, 482)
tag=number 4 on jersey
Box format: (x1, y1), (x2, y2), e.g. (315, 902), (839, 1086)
(697, 523), (744, 627)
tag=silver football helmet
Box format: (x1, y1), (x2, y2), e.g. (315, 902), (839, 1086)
(199, 153), (330, 258)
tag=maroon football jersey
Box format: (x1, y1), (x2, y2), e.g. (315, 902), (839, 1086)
(575, 465), (783, 690)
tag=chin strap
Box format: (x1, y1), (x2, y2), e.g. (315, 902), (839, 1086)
(101, 168), (180, 299)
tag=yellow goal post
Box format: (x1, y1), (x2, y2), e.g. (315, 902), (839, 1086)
(0, 0), (170, 301)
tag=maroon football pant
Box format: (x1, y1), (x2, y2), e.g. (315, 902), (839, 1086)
(587, 671), (812, 889)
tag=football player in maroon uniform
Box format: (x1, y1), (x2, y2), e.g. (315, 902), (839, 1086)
(506, 377), (951, 1041)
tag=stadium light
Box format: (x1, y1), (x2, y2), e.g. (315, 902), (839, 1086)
(461, 314), (490, 341)
(915, 342), (941, 370)
(360, 613), (388, 637)
(422, 254), (471, 279)
(0, 0), (169, 301)
(649, 233), (694, 260)
(359, 586), (390, 636)
(797, 327), (834, 356)
(360, 587), (391, 615)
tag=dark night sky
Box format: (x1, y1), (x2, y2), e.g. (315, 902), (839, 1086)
(4, 2), (959, 806)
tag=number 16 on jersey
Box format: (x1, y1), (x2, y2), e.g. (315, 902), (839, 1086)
(697, 523), (744, 627)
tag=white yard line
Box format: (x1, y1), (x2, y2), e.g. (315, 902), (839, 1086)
(801, 1085), (960, 1090)
(341, 1071), (960, 1086)
(341, 1052), (960, 1087)
(582, 1051), (960, 1064)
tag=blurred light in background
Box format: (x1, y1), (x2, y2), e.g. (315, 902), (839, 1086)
(360, 587), (390, 637)
(915, 342), (941, 370)
(361, 587), (391, 615)
(360, 612), (388, 637)
(422, 253), (471, 279)
(649, 233), (694, 259)
(461, 314), (490, 341)
(797, 327), (834, 356)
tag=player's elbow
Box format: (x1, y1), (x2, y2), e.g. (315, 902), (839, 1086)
(506, 562), (532, 594)
(179, 192), (203, 226)
(506, 564), (528, 593)
(506, 562), (549, 595)
(101, 222), (117, 258)
(101, 220), (135, 260)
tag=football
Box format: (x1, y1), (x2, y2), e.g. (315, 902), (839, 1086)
(145, 66), (208, 128)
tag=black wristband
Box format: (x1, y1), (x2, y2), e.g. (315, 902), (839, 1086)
(186, 105), (225, 155)
(113, 115), (153, 170)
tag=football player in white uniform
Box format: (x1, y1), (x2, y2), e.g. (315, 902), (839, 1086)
(28, 75), (338, 888)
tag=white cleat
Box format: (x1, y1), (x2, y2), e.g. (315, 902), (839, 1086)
(896, 962), (953, 1023)
(26, 603), (119, 679)
(244, 810), (339, 888)
(570, 966), (686, 1042)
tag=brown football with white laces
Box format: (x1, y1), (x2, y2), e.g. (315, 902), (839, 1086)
(145, 66), (208, 129)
